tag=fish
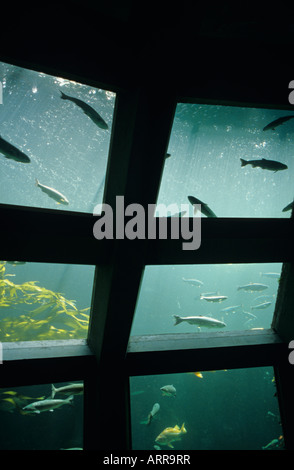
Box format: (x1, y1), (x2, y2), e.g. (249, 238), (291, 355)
(282, 201), (294, 212)
(22, 395), (74, 414)
(262, 438), (279, 450)
(220, 305), (242, 313)
(173, 314), (226, 328)
(254, 294), (275, 302)
(188, 195), (217, 218)
(261, 272), (280, 279)
(0, 135), (31, 163)
(263, 115), (294, 131)
(188, 372), (203, 379)
(60, 448), (83, 450)
(160, 385), (176, 397)
(36, 179), (69, 205)
(251, 301), (272, 310)
(155, 423), (187, 448)
(182, 277), (204, 287)
(200, 295), (228, 302)
(60, 90), (108, 130)
(242, 310), (257, 320)
(167, 211), (187, 217)
(146, 403), (160, 425)
(0, 393), (46, 414)
(240, 158), (288, 172)
(237, 283), (268, 292)
(51, 383), (83, 398)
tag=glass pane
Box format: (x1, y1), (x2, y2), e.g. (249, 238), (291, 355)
(130, 368), (283, 450)
(0, 260), (94, 342)
(157, 103), (294, 217)
(130, 263), (282, 336)
(0, 61), (115, 213)
(0, 381), (83, 450)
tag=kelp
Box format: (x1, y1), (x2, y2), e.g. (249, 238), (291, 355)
(0, 261), (90, 341)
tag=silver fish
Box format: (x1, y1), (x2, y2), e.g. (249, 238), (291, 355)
(36, 179), (69, 205)
(237, 283), (268, 292)
(261, 272), (280, 279)
(200, 295), (228, 302)
(221, 305), (242, 313)
(173, 314), (226, 328)
(147, 403), (160, 425)
(51, 383), (83, 398)
(251, 301), (272, 310)
(182, 277), (204, 287)
(22, 395), (73, 414)
(160, 385), (176, 397)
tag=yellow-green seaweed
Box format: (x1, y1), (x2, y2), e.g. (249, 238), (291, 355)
(0, 261), (90, 341)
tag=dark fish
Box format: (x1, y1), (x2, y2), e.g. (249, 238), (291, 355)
(0, 135), (30, 163)
(60, 91), (108, 130)
(188, 195), (217, 217)
(240, 158), (288, 172)
(282, 201), (294, 212)
(263, 115), (294, 131)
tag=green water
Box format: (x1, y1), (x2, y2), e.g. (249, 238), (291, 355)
(130, 368), (284, 450)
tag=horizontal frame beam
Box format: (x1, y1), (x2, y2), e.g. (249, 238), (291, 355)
(0, 203), (293, 265)
(126, 329), (288, 376)
(0, 340), (96, 387)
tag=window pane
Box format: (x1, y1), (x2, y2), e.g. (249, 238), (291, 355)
(0, 381), (83, 450)
(130, 368), (283, 450)
(157, 103), (294, 218)
(0, 261), (94, 342)
(0, 61), (115, 213)
(130, 263), (282, 336)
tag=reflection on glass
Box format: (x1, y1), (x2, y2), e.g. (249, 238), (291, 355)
(0, 381), (83, 450)
(0, 61), (115, 213)
(157, 103), (294, 217)
(130, 368), (283, 450)
(130, 263), (282, 336)
(0, 260), (94, 342)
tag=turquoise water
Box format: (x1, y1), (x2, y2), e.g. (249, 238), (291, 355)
(157, 103), (294, 218)
(0, 381), (83, 450)
(0, 61), (115, 213)
(130, 263), (282, 335)
(130, 368), (284, 450)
